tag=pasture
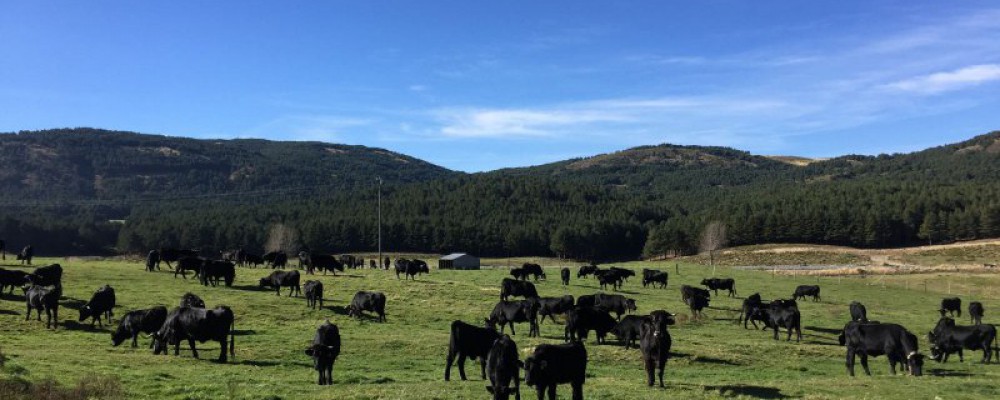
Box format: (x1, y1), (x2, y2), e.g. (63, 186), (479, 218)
(2, 257), (1000, 399)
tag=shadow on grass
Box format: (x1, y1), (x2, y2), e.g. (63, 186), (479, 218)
(805, 326), (844, 335)
(60, 298), (87, 311)
(327, 305), (351, 315)
(61, 320), (110, 333)
(929, 368), (974, 377)
(672, 352), (742, 366)
(0, 309), (20, 315)
(232, 329), (257, 336)
(0, 292), (24, 302)
(703, 385), (788, 399)
(230, 285), (269, 293)
(239, 359), (309, 368)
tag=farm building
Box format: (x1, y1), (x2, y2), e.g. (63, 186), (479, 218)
(438, 253), (480, 270)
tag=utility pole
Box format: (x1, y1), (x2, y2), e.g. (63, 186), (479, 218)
(377, 176), (383, 268)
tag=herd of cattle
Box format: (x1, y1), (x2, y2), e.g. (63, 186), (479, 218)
(1, 244), (998, 399)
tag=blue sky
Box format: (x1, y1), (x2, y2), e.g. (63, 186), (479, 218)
(2, 1), (999, 172)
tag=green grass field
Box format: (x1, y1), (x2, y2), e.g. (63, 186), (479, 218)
(2, 257), (1000, 399)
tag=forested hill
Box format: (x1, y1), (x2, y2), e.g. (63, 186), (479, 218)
(0, 128), (456, 201)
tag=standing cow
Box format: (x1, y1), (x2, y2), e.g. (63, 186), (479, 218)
(969, 302), (985, 325)
(111, 306), (168, 348)
(259, 270), (301, 297)
(24, 284), (61, 329)
(79, 285), (116, 327)
(146, 250), (161, 272)
(524, 342), (587, 400)
(305, 320), (341, 385)
(17, 245), (33, 265)
(152, 306), (235, 363)
(640, 312), (673, 387)
(304, 280), (324, 310)
(347, 291), (387, 322)
(560, 268), (570, 286)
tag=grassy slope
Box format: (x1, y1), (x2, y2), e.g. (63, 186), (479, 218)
(2, 258), (1000, 399)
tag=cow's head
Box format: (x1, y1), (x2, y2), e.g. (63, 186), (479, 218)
(928, 343), (945, 362)
(111, 322), (130, 347)
(522, 357), (544, 387)
(624, 299), (638, 312)
(150, 331), (167, 355)
(483, 318), (497, 331)
(78, 305), (93, 322)
(258, 278), (270, 288)
(700, 279), (711, 286)
(907, 351), (925, 376)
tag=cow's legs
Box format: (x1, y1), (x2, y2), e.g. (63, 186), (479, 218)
(480, 357), (487, 380)
(958, 349), (964, 362)
(132, 333), (139, 348)
(455, 353), (467, 380)
(644, 358), (655, 386)
(657, 358), (666, 387)
(188, 338), (199, 358)
(570, 382), (583, 400)
(859, 354), (872, 376)
(846, 350), (856, 377)
(535, 386), (546, 400)
(218, 338), (227, 362)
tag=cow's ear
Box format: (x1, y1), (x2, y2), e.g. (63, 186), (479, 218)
(485, 386), (494, 393)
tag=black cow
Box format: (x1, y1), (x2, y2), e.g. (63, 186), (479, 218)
(152, 306), (235, 362)
(500, 278), (538, 301)
(0, 268), (28, 294)
(536, 295), (574, 324)
(347, 291), (386, 322)
(26, 263), (62, 288)
(510, 268), (531, 281)
(680, 285), (710, 318)
(640, 312), (673, 387)
(395, 258), (429, 280)
(613, 315), (647, 349)
(522, 263), (545, 281)
(740, 293), (764, 329)
(485, 334), (522, 400)
(701, 278), (736, 297)
(928, 317), (997, 363)
(594, 293), (637, 321)
(487, 300), (539, 337)
(369, 259), (378, 269)
(158, 248), (198, 270)
(259, 270), (301, 297)
(680, 285), (710, 303)
(576, 294), (596, 308)
(941, 297), (962, 317)
(0, 239), (4, 260)
(173, 257), (203, 279)
(792, 285), (821, 301)
(642, 269), (668, 289)
(23, 284), (60, 329)
(314, 254), (346, 275)
(383, 256), (390, 270)
(596, 270), (624, 291)
(263, 251), (287, 269)
(305, 320), (341, 385)
(577, 265), (599, 279)
(850, 301), (868, 322)
(304, 280), (323, 309)
(244, 254), (264, 268)
(112, 306), (168, 348)
(560, 268), (570, 286)
(841, 321), (924, 376)
(17, 245), (33, 265)
(565, 306), (616, 344)
(339, 255), (357, 269)
(79, 285), (116, 327)
(765, 300), (801, 342)
(445, 320), (502, 381)
(609, 267), (635, 282)
(200, 260), (235, 287)
(969, 302), (985, 325)
(524, 342), (587, 400)
(146, 250), (160, 271)
(180, 292), (205, 308)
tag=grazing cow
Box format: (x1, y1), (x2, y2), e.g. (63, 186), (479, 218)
(152, 306), (235, 362)
(536, 295), (575, 324)
(850, 301), (868, 322)
(263, 251), (288, 269)
(305, 320), (341, 385)
(595, 270), (624, 291)
(0, 268), (28, 294)
(26, 263), (63, 289)
(23, 284), (60, 329)
(339, 255), (357, 269)
(173, 257), (204, 279)
(158, 248), (198, 270)
(485, 334), (522, 400)
(509, 268), (531, 281)
(680, 285), (710, 303)
(180, 292), (206, 308)
(792, 285), (821, 302)
(687, 293), (710, 318)
(243, 254), (264, 268)
(841, 321), (924, 376)
(740, 293), (764, 329)
(609, 267), (635, 282)
(79, 285), (116, 327)
(487, 300), (539, 337)
(576, 294), (596, 308)
(681, 285), (710, 318)
(594, 293), (637, 321)
(200, 260), (235, 287)
(640, 312), (673, 387)
(17, 245), (33, 265)
(309, 254), (345, 275)
(701, 278), (737, 297)
(347, 291), (387, 322)
(969, 302), (985, 325)
(928, 317), (997, 363)
(500, 278), (538, 301)
(111, 306), (168, 348)
(146, 250), (160, 271)
(560, 268), (570, 286)
(522, 263), (545, 281)
(303, 280), (323, 309)
(395, 259), (429, 280)
(524, 342), (587, 400)
(765, 300), (802, 342)
(940, 297), (962, 317)
(613, 315), (647, 349)
(445, 320), (502, 381)
(565, 306), (616, 344)
(642, 269), (668, 289)
(577, 265), (599, 279)
(259, 270), (301, 297)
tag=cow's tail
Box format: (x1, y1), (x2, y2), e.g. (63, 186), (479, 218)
(230, 319), (236, 359)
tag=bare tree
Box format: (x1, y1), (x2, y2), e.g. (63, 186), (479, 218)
(700, 221), (728, 269)
(265, 223), (300, 255)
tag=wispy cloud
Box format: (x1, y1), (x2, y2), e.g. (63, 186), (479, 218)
(882, 64), (1000, 94)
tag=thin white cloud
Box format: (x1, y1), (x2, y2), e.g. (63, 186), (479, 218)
(882, 64), (1000, 94)
(408, 85), (427, 92)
